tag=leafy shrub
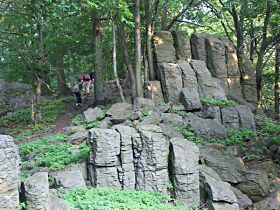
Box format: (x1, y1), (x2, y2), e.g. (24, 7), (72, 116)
(258, 118), (280, 144)
(0, 108), (32, 126)
(85, 121), (101, 129)
(176, 123), (205, 146)
(63, 188), (192, 210)
(223, 129), (257, 145)
(201, 98), (236, 107)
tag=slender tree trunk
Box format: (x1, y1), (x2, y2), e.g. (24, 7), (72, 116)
(134, 0), (143, 97)
(275, 43), (280, 120)
(112, 18), (125, 102)
(92, 11), (104, 105)
(161, 4), (167, 30)
(118, 21), (137, 100)
(249, 20), (256, 63)
(145, 0), (155, 80)
(56, 49), (70, 95)
(143, 52), (149, 82)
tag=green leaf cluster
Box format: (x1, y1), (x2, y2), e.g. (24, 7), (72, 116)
(63, 188), (197, 210)
(176, 123), (205, 146)
(201, 98), (237, 107)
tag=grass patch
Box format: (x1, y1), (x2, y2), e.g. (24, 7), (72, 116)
(20, 134), (89, 171)
(201, 98), (236, 107)
(63, 188), (199, 210)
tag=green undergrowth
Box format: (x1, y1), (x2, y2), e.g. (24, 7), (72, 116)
(63, 188), (205, 210)
(0, 97), (73, 127)
(201, 98), (236, 107)
(256, 117), (280, 144)
(20, 134), (89, 177)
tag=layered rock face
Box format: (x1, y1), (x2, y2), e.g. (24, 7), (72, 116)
(87, 125), (200, 207)
(0, 135), (20, 210)
(153, 31), (258, 105)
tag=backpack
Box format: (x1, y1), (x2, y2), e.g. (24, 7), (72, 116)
(73, 84), (80, 93)
(84, 74), (90, 81)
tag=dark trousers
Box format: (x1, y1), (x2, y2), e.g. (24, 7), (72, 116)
(75, 92), (82, 104)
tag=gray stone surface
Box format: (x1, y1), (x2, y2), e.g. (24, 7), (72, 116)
(221, 107), (239, 130)
(159, 123), (184, 139)
(53, 170), (86, 189)
(231, 186), (253, 209)
(68, 131), (87, 145)
(83, 107), (104, 123)
(170, 137), (200, 207)
(187, 113), (227, 139)
(178, 60), (198, 89)
(25, 172), (49, 210)
(195, 106), (221, 123)
(154, 102), (171, 113)
(190, 60), (226, 100)
(181, 88), (201, 111)
(139, 111), (162, 125)
(0, 82), (32, 117)
(114, 125), (136, 190)
(144, 81), (164, 103)
(133, 97), (156, 112)
(206, 36), (227, 89)
(135, 125), (169, 194)
(158, 62), (183, 104)
(106, 102), (132, 124)
(200, 147), (246, 184)
(153, 31), (176, 63)
(89, 128), (120, 166)
(49, 189), (67, 210)
(172, 31), (192, 60)
(190, 33), (207, 63)
(0, 135), (20, 210)
(236, 105), (256, 131)
(93, 166), (121, 189)
(161, 113), (184, 127)
(66, 125), (86, 135)
(237, 170), (270, 201)
(207, 201), (239, 210)
(253, 191), (280, 210)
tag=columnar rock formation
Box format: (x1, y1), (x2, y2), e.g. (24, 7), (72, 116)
(0, 135), (20, 210)
(87, 125), (200, 207)
(151, 31), (258, 105)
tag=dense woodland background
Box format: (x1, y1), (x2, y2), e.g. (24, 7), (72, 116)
(0, 0), (279, 113)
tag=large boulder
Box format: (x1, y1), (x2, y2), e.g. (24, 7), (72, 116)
(0, 135), (20, 210)
(190, 60), (227, 100)
(253, 191), (280, 210)
(195, 106), (221, 123)
(200, 147), (246, 184)
(139, 111), (162, 125)
(52, 170), (86, 189)
(132, 97), (156, 112)
(135, 125), (169, 194)
(67, 131), (87, 145)
(153, 31), (176, 63)
(237, 170), (270, 201)
(187, 113), (227, 139)
(190, 33), (207, 63)
(106, 102), (132, 124)
(83, 107), (104, 123)
(236, 105), (256, 131)
(205, 36), (228, 90)
(170, 137), (200, 207)
(161, 113), (184, 127)
(88, 128), (121, 189)
(231, 187), (253, 209)
(181, 88), (201, 111)
(25, 172), (49, 210)
(158, 62), (183, 104)
(171, 31), (192, 60)
(221, 107), (240, 130)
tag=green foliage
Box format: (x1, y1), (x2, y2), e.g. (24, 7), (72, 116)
(0, 97), (73, 127)
(167, 181), (174, 191)
(176, 123), (205, 146)
(63, 188), (192, 210)
(140, 110), (149, 119)
(85, 121), (101, 129)
(16, 202), (26, 210)
(258, 118), (280, 144)
(201, 98), (236, 107)
(223, 129), (257, 145)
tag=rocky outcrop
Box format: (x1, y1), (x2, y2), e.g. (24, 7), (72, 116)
(83, 107), (104, 123)
(132, 97), (156, 112)
(0, 135), (20, 210)
(106, 102), (132, 124)
(25, 172), (49, 210)
(0, 82), (32, 117)
(172, 30), (192, 60)
(170, 137), (200, 207)
(190, 33), (208, 63)
(52, 170), (86, 189)
(153, 31), (176, 64)
(144, 81), (164, 103)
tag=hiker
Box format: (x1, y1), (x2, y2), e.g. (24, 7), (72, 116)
(73, 79), (82, 107)
(90, 70), (95, 89)
(82, 73), (91, 96)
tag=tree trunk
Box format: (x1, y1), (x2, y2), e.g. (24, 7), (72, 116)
(56, 50), (70, 96)
(249, 20), (256, 63)
(275, 43), (280, 120)
(134, 0), (143, 97)
(161, 4), (167, 30)
(92, 11), (104, 105)
(32, 79), (42, 125)
(118, 21), (137, 100)
(112, 18), (125, 102)
(145, 0), (155, 80)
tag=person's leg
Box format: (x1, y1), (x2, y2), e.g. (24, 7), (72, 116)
(86, 82), (90, 95)
(77, 92), (82, 104)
